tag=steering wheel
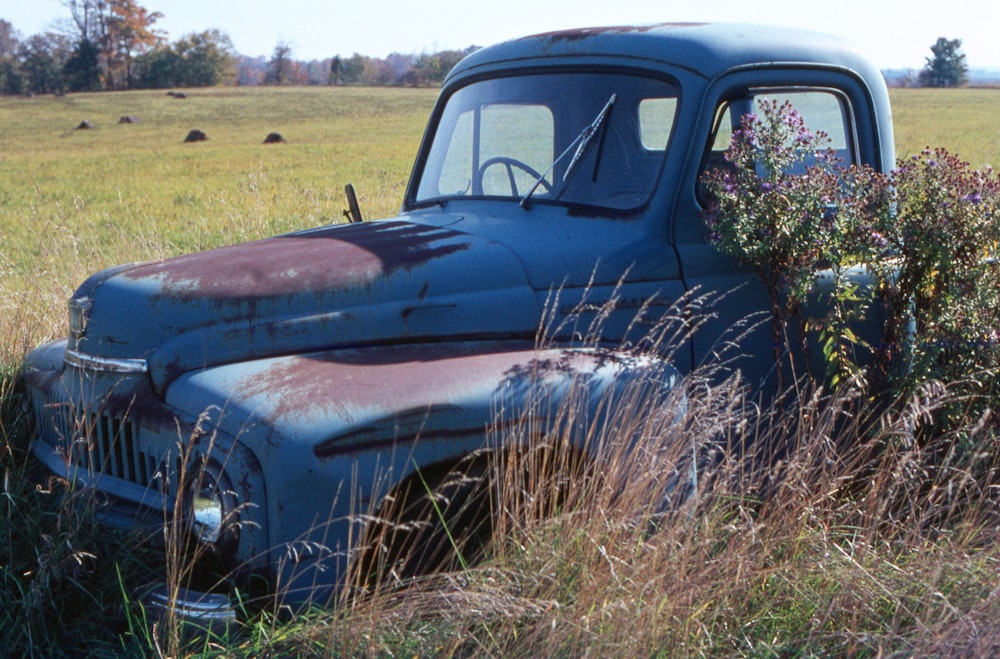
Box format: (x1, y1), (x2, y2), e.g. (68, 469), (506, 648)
(477, 156), (551, 197)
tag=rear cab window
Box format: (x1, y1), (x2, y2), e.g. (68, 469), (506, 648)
(699, 89), (857, 199)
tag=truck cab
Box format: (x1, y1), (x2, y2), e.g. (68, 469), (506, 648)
(408, 23), (893, 381)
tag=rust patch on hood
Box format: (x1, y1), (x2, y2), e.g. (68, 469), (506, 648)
(121, 221), (470, 300)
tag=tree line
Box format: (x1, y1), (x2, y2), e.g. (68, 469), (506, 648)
(0, 1), (971, 95)
(0, 0), (477, 95)
(237, 44), (477, 88)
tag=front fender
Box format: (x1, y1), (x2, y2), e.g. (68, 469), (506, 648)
(164, 340), (681, 600)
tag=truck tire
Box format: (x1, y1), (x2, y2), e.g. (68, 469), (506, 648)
(356, 453), (495, 585)
(354, 442), (591, 588)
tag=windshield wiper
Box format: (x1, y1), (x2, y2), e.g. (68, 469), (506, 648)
(562, 93), (617, 185)
(520, 93), (617, 209)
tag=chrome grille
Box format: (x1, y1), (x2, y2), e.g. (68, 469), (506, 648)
(85, 412), (158, 486)
(39, 397), (160, 488)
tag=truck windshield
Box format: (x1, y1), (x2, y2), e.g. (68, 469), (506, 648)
(412, 72), (679, 212)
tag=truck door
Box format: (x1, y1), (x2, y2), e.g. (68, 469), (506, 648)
(677, 84), (863, 395)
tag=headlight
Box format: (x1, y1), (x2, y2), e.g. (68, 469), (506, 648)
(192, 485), (225, 544)
(188, 469), (238, 554)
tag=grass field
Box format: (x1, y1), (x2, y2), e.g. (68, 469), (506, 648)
(0, 86), (436, 260)
(889, 87), (1000, 167)
(1, 85), (999, 657)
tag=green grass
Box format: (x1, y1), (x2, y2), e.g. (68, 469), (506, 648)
(1, 85), (999, 657)
(889, 87), (1000, 167)
(0, 86), (436, 266)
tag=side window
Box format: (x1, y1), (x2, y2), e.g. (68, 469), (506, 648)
(700, 89), (856, 196)
(638, 97), (678, 150)
(766, 90), (853, 161)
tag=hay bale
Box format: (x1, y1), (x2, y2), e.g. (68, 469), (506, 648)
(263, 132), (285, 144)
(75, 120), (94, 130)
(184, 129), (208, 143)
(119, 115), (140, 124)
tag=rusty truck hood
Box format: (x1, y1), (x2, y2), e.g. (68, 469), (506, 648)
(69, 219), (541, 391)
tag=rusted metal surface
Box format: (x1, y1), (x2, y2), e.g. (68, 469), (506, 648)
(68, 219), (543, 389)
(121, 221), (470, 300)
(165, 341), (650, 454)
(218, 342), (534, 424)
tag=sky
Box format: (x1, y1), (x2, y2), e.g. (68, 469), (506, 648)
(3, 0), (999, 71)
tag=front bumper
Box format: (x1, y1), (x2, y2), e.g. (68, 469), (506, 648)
(142, 585), (238, 636)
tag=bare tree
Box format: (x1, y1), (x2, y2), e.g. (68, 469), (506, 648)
(61, 0), (162, 89)
(62, 0), (104, 43)
(264, 41), (294, 85)
(0, 19), (20, 57)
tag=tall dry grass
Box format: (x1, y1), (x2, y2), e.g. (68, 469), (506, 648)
(263, 372), (999, 658)
(6, 241), (999, 657)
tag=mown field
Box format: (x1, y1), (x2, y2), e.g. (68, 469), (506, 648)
(0, 87), (436, 276)
(1, 86), (999, 657)
(889, 87), (1000, 166)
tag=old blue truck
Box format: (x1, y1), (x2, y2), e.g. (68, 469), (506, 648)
(20, 23), (894, 623)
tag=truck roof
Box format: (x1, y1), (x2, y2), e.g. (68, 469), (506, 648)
(447, 22), (882, 83)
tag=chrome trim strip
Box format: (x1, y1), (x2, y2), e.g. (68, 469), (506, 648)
(65, 348), (148, 373)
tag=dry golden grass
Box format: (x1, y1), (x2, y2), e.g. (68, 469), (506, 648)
(243, 373), (1000, 657)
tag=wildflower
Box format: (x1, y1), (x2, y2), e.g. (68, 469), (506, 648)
(870, 230), (887, 249)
